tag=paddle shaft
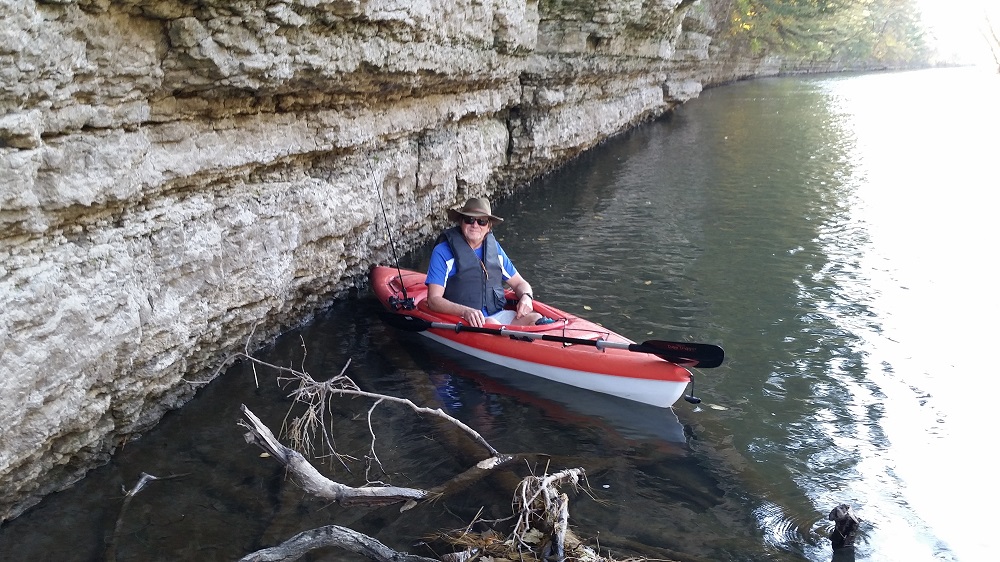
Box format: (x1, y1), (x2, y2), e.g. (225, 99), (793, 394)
(427, 321), (631, 348)
(377, 310), (724, 367)
(418, 320), (722, 367)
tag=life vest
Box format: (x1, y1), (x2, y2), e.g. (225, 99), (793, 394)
(439, 227), (506, 314)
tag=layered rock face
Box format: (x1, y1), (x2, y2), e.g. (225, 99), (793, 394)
(0, 0), (747, 522)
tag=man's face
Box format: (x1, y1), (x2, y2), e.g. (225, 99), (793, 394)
(460, 215), (491, 247)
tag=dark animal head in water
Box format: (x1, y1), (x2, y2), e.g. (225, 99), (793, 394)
(828, 504), (860, 550)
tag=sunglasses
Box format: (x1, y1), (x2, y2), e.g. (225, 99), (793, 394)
(462, 216), (490, 226)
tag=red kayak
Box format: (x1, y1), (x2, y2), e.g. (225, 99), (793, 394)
(370, 266), (722, 408)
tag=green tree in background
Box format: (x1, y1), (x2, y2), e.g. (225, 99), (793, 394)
(730, 0), (931, 67)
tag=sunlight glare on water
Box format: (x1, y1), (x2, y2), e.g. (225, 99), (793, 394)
(819, 67), (1000, 561)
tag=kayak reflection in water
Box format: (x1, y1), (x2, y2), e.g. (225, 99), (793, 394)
(425, 197), (546, 328)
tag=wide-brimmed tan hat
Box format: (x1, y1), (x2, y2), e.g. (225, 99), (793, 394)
(446, 197), (504, 223)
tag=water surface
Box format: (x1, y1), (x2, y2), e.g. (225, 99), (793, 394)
(1, 67), (997, 562)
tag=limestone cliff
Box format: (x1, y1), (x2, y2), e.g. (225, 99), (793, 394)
(0, 0), (761, 522)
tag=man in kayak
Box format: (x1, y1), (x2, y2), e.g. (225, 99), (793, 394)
(425, 197), (545, 328)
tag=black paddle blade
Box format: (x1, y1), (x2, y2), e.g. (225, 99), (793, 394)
(634, 340), (725, 368)
(377, 310), (433, 332)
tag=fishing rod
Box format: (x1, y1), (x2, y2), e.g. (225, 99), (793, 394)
(368, 161), (415, 310)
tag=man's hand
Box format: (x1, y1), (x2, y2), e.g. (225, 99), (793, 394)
(461, 307), (486, 327)
(515, 293), (534, 319)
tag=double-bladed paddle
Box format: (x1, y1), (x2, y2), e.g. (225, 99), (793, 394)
(378, 312), (724, 368)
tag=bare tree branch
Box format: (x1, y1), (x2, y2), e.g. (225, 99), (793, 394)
(231, 345), (649, 562)
(231, 351), (502, 459)
(513, 468), (585, 550)
(286, 376), (502, 459)
(241, 405), (428, 506)
(238, 524), (439, 562)
(106, 472), (190, 562)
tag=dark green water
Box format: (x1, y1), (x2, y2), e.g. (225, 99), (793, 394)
(1, 67), (997, 561)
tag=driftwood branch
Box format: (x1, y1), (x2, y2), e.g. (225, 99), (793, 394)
(106, 471), (189, 562)
(512, 468), (586, 562)
(232, 345), (638, 562)
(432, 467), (601, 562)
(233, 350), (501, 459)
(285, 374), (502, 459)
(550, 492), (570, 562)
(241, 405), (428, 506)
(238, 524), (439, 562)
